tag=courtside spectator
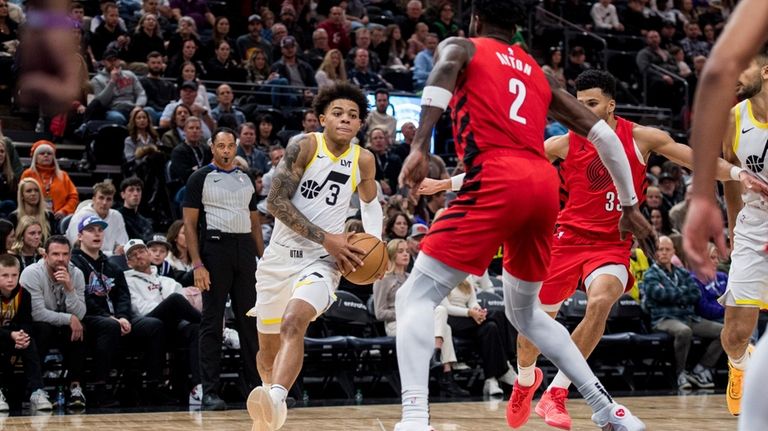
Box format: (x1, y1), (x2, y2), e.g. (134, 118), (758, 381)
(412, 33), (438, 91)
(140, 52), (177, 124)
(127, 13), (165, 62)
(317, 6), (350, 53)
(211, 84), (246, 126)
(118, 178), (153, 242)
(396, 0), (427, 41)
(66, 181), (129, 256)
(315, 49), (348, 88)
(9, 216), (44, 270)
(347, 28), (381, 73)
(88, 47), (147, 125)
(302, 110), (319, 133)
(236, 122), (269, 173)
(160, 104), (191, 151)
(169, 116), (211, 183)
(270, 36), (317, 107)
(237, 14), (271, 63)
(166, 16), (200, 61)
(306, 28), (330, 69)
(8, 179), (56, 238)
(350, 48), (392, 91)
(89, 2), (128, 60)
(205, 40), (246, 83)
(366, 89), (396, 138)
(125, 108), (161, 164)
(159, 80), (214, 138)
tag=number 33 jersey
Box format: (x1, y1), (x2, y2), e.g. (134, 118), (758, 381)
(557, 116), (648, 244)
(449, 37), (552, 169)
(270, 132), (362, 252)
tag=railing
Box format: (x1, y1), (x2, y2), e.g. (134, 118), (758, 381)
(534, 6), (608, 69)
(642, 63), (690, 109)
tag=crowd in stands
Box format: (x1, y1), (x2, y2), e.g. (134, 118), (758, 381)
(0, 0), (750, 413)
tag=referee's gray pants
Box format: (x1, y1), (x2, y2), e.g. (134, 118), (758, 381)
(199, 230), (260, 395)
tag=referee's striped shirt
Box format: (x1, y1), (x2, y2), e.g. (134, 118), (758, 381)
(183, 164), (258, 233)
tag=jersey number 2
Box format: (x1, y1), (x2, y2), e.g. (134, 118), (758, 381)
(508, 78), (527, 125)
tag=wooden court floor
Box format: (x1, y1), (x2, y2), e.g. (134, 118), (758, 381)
(0, 394), (738, 430)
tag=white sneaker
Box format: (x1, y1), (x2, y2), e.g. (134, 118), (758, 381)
(189, 384), (203, 406)
(0, 389), (8, 412)
(452, 362), (470, 371)
(30, 389), (53, 411)
(223, 328), (241, 350)
(247, 386), (287, 431)
(483, 377), (503, 396)
(393, 422), (436, 431)
(498, 365), (517, 386)
(591, 404), (646, 431)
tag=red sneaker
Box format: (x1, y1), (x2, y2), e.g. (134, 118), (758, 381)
(535, 387), (572, 430)
(506, 368), (543, 429)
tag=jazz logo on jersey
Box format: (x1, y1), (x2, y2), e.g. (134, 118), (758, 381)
(745, 139), (768, 174)
(300, 170), (350, 205)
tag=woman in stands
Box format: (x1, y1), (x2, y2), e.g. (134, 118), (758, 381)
(443, 280), (517, 397)
(8, 178), (56, 236)
(8, 216), (43, 270)
(542, 46), (566, 88)
(125, 108), (161, 164)
(315, 49), (348, 88)
(205, 40), (246, 83)
(160, 104), (191, 151)
(385, 24), (408, 69)
(165, 219), (192, 271)
(255, 114), (280, 152)
(178, 61), (211, 111)
(385, 211), (411, 241)
(372, 239), (469, 397)
(0, 138), (17, 218)
(166, 16), (199, 61)
(206, 16), (237, 60)
(128, 13), (165, 63)
(20, 141), (78, 220)
(246, 48), (272, 84)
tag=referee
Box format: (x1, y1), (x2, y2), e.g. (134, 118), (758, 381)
(183, 127), (264, 410)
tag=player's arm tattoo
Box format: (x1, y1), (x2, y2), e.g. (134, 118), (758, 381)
(267, 135), (327, 245)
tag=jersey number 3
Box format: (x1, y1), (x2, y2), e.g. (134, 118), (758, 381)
(508, 78), (527, 125)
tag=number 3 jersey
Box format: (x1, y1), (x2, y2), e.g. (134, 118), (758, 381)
(448, 37), (552, 169)
(732, 99), (768, 208)
(556, 116), (647, 244)
(269, 132), (362, 254)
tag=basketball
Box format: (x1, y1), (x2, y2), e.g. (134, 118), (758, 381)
(342, 233), (389, 285)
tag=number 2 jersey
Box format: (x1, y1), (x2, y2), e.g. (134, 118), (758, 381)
(269, 132), (361, 255)
(556, 116), (648, 244)
(449, 37), (552, 168)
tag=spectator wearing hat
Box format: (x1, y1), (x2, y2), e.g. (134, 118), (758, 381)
(658, 171), (683, 213)
(406, 223), (428, 271)
(117, 177), (153, 243)
(146, 234), (191, 284)
(123, 238), (203, 405)
(22, 235), (88, 409)
(21, 141), (79, 219)
(0, 254), (54, 411)
(279, 3), (309, 51)
(564, 46), (591, 91)
(159, 80), (215, 139)
(269, 35), (317, 107)
(87, 47), (146, 126)
(66, 181), (129, 256)
(71, 216), (166, 404)
(237, 14), (272, 63)
(317, 5), (351, 53)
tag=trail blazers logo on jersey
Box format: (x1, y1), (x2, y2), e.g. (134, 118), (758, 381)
(586, 155), (612, 192)
(299, 170), (350, 204)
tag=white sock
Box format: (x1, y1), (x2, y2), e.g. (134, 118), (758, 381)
(730, 349), (751, 371)
(401, 387), (429, 425)
(548, 370), (572, 391)
(517, 363), (537, 387)
(269, 384), (288, 404)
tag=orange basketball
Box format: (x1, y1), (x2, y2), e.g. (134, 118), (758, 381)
(342, 233), (389, 285)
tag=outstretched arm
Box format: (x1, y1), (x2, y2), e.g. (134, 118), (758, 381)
(690, 0), (768, 200)
(400, 37), (473, 188)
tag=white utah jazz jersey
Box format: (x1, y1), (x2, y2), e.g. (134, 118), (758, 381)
(270, 132), (361, 253)
(733, 100), (768, 207)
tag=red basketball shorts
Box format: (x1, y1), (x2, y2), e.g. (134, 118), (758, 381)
(538, 228), (633, 307)
(421, 155), (559, 281)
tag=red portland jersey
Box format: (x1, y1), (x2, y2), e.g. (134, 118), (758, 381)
(556, 116), (647, 243)
(449, 38), (552, 167)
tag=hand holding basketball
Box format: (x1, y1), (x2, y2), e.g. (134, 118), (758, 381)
(342, 233), (389, 285)
(323, 232), (366, 275)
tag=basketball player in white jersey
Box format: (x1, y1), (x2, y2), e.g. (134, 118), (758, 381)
(682, 1), (768, 428)
(246, 83), (382, 431)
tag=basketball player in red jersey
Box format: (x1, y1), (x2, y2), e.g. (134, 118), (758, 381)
(394, 1), (650, 430)
(682, 1), (768, 429)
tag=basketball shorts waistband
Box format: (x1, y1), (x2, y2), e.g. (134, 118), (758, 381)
(267, 241), (328, 261)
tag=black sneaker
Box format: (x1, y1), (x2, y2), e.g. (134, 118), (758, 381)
(201, 393), (226, 411)
(67, 385), (86, 409)
(438, 372), (470, 398)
